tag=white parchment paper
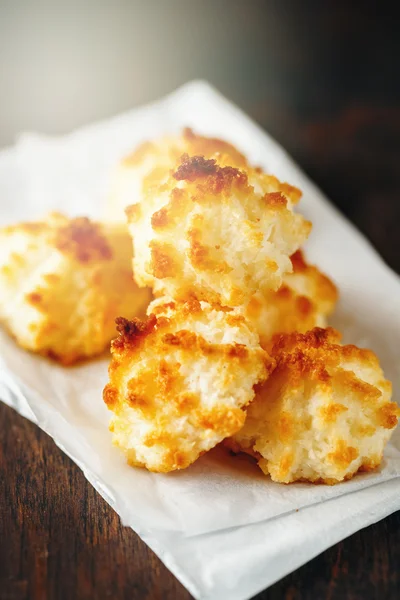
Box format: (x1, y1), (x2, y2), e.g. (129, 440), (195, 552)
(0, 81), (399, 600)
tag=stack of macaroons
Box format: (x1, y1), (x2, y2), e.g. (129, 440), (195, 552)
(2, 128), (396, 483)
(104, 129), (399, 483)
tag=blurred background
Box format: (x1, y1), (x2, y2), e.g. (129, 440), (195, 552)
(0, 0), (398, 269)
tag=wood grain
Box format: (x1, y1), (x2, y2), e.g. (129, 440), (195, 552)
(0, 402), (191, 600)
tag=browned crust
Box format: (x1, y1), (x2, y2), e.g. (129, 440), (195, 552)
(378, 402), (400, 428)
(290, 249), (308, 272)
(173, 154), (218, 180)
(121, 128), (249, 171)
(268, 327), (399, 431)
(149, 241), (178, 279)
(55, 217), (112, 263)
(111, 315), (157, 353)
(119, 129), (303, 212)
(279, 182), (302, 204)
(173, 154), (248, 195)
(195, 406), (246, 436)
(25, 292), (43, 305)
(327, 440), (359, 469)
(271, 327), (341, 356)
(187, 225), (232, 274)
(103, 384), (119, 408)
(263, 192), (287, 208)
(319, 402), (348, 423)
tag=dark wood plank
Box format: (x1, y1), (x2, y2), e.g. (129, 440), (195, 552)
(0, 402), (192, 600)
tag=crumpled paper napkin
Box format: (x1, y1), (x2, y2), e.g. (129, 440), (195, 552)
(0, 81), (399, 600)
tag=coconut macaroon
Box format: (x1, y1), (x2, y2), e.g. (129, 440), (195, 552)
(244, 250), (338, 350)
(126, 153), (311, 307)
(103, 297), (271, 472)
(228, 328), (399, 484)
(0, 213), (151, 365)
(106, 127), (249, 223)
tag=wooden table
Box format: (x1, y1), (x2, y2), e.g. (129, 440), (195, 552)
(1, 3), (399, 599)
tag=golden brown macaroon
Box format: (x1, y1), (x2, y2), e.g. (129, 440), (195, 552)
(126, 151), (311, 307)
(244, 250), (338, 350)
(0, 212), (151, 364)
(104, 297), (272, 472)
(228, 328), (399, 484)
(106, 127), (249, 223)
